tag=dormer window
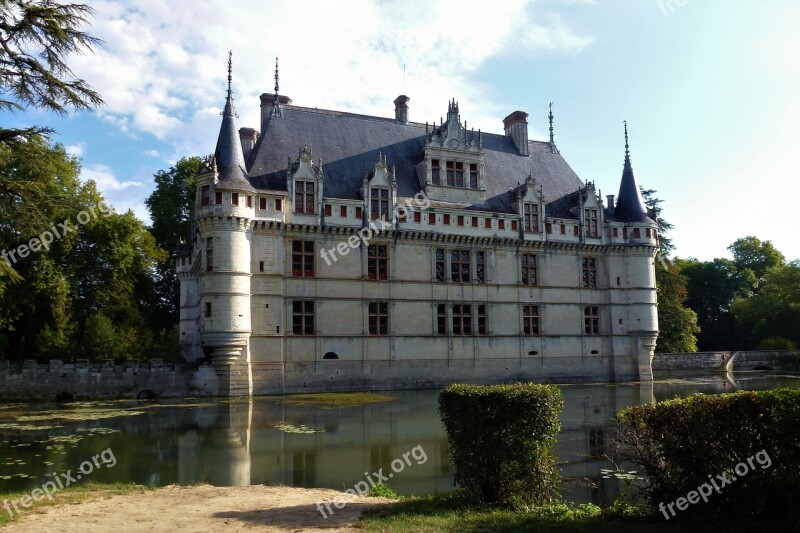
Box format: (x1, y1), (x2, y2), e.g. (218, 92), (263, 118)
(470, 164), (478, 189)
(446, 161), (455, 187)
(585, 209), (598, 237)
(431, 159), (440, 185)
(295, 181), (315, 215)
(523, 202), (539, 232)
(370, 187), (390, 220)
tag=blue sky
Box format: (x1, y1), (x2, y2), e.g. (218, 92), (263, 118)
(2, 0), (798, 261)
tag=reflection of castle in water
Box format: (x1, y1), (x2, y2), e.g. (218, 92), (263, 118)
(173, 382), (664, 504)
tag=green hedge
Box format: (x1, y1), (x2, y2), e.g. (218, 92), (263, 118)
(438, 383), (563, 509)
(616, 388), (800, 526)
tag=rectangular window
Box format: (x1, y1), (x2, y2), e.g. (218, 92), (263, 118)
(356, 206), (363, 219)
(560, 224), (565, 235)
(368, 245), (388, 280)
(584, 306), (599, 335)
(414, 211), (421, 223)
(646, 228), (651, 238)
(292, 240), (314, 277)
(340, 205), (347, 217)
(469, 164), (478, 189)
(247, 195), (253, 208)
(435, 248), (446, 282)
(521, 254), (537, 286)
(452, 304), (472, 335)
(455, 162), (464, 188)
(623, 227), (628, 238)
(477, 304), (487, 335)
(485, 218), (492, 229)
(292, 300), (315, 335)
(582, 257), (597, 288)
(446, 161), (455, 187)
(275, 199), (283, 211)
(573, 226), (579, 236)
(545, 222), (552, 233)
(431, 159), (440, 185)
(476, 251), (485, 283)
(634, 227), (641, 238)
(471, 217), (478, 228)
(428, 212), (436, 225)
(370, 188), (390, 220)
(499, 219), (505, 230)
(524, 203), (539, 232)
(613, 227), (618, 237)
(231, 192), (239, 206)
(294, 181), (315, 214)
(436, 304), (447, 334)
(205, 302), (212, 318)
(201, 185), (210, 206)
(324, 204), (332, 217)
(585, 209), (599, 237)
(215, 191), (223, 205)
(259, 197), (267, 210)
(259, 261), (265, 272)
(511, 220), (518, 231)
(523, 305), (540, 335)
(368, 302), (389, 335)
(451, 249), (471, 283)
(443, 214), (450, 225)
(457, 215), (464, 226)
(205, 237), (213, 272)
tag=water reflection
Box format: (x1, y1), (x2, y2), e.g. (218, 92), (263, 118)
(1, 372), (798, 506)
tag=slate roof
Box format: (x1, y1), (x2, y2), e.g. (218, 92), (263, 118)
(245, 104), (588, 217)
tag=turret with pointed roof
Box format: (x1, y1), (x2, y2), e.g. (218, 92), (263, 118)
(614, 121), (648, 222)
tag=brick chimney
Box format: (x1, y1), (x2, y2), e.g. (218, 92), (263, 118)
(606, 194), (615, 214)
(503, 111), (530, 156)
(239, 127), (259, 160)
(259, 93), (293, 131)
(394, 95), (410, 123)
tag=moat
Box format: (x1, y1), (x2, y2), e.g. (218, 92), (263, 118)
(1, 371), (798, 505)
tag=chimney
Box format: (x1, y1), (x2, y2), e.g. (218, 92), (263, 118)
(259, 92), (293, 131)
(394, 95), (410, 123)
(239, 127), (259, 160)
(606, 194), (615, 213)
(503, 111), (529, 156)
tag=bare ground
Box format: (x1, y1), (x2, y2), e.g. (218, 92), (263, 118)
(2, 485), (394, 532)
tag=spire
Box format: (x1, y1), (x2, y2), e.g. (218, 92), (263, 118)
(548, 102), (558, 154)
(614, 121), (648, 222)
(214, 51), (251, 188)
(270, 56), (283, 119)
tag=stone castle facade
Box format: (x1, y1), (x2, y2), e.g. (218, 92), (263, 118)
(176, 59), (659, 396)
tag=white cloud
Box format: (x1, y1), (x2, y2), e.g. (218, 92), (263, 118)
(144, 149), (161, 158)
(65, 142), (86, 157)
(70, 0), (592, 160)
(81, 163), (144, 191)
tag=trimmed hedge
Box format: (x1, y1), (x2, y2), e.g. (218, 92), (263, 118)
(616, 388), (800, 526)
(439, 383), (563, 509)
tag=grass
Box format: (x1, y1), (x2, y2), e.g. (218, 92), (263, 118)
(356, 491), (742, 532)
(264, 392), (398, 409)
(0, 482), (150, 527)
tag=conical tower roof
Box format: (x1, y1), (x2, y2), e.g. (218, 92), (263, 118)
(215, 52), (254, 191)
(614, 121), (648, 222)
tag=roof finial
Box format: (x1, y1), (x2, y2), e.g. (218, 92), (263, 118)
(274, 57), (280, 96)
(548, 102), (559, 154)
(227, 50), (233, 100)
(624, 120), (629, 157)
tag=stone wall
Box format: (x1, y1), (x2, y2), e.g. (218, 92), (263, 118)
(0, 359), (218, 401)
(652, 351), (731, 372)
(653, 350), (799, 373)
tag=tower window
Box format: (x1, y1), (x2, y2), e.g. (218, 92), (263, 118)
(370, 188), (390, 220)
(511, 220), (518, 231)
(499, 219), (505, 230)
(247, 195), (253, 208)
(584, 306), (600, 335)
(231, 192), (239, 206)
(585, 209), (599, 237)
(582, 257), (597, 288)
(457, 215), (464, 226)
(259, 261), (265, 272)
(613, 227), (618, 237)
(452, 304), (472, 335)
(200, 185), (210, 206)
(443, 214), (450, 225)
(484, 218), (491, 229)
(294, 181), (315, 214)
(428, 213), (436, 224)
(523, 305), (540, 335)
(275, 199), (283, 211)
(633, 227), (641, 238)
(340, 205), (347, 217)
(368, 302), (389, 335)
(356, 206), (363, 219)
(523, 203), (539, 232)
(368, 245), (388, 280)
(471, 217), (478, 228)
(324, 204), (332, 217)
(521, 254), (537, 286)
(259, 197), (267, 210)
(291, 240), (314, 277)
(413, 211), (420, 223)
(205, 302), (212, 318)
(292, 300), (315, 335)
(215, 191), (223, 205)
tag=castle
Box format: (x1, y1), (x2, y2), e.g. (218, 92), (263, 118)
(176, 57), (659, 397)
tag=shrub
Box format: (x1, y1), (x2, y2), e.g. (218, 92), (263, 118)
(367, 483), (398, 498)
(615, 388), (800, 527)
(757, 336), (797, 350)
(438, 383), (562, 509)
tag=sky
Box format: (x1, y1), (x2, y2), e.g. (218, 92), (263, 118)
(2, 0), (798, 261)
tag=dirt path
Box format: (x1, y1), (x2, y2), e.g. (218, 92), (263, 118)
(2, 485), (394, 532)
